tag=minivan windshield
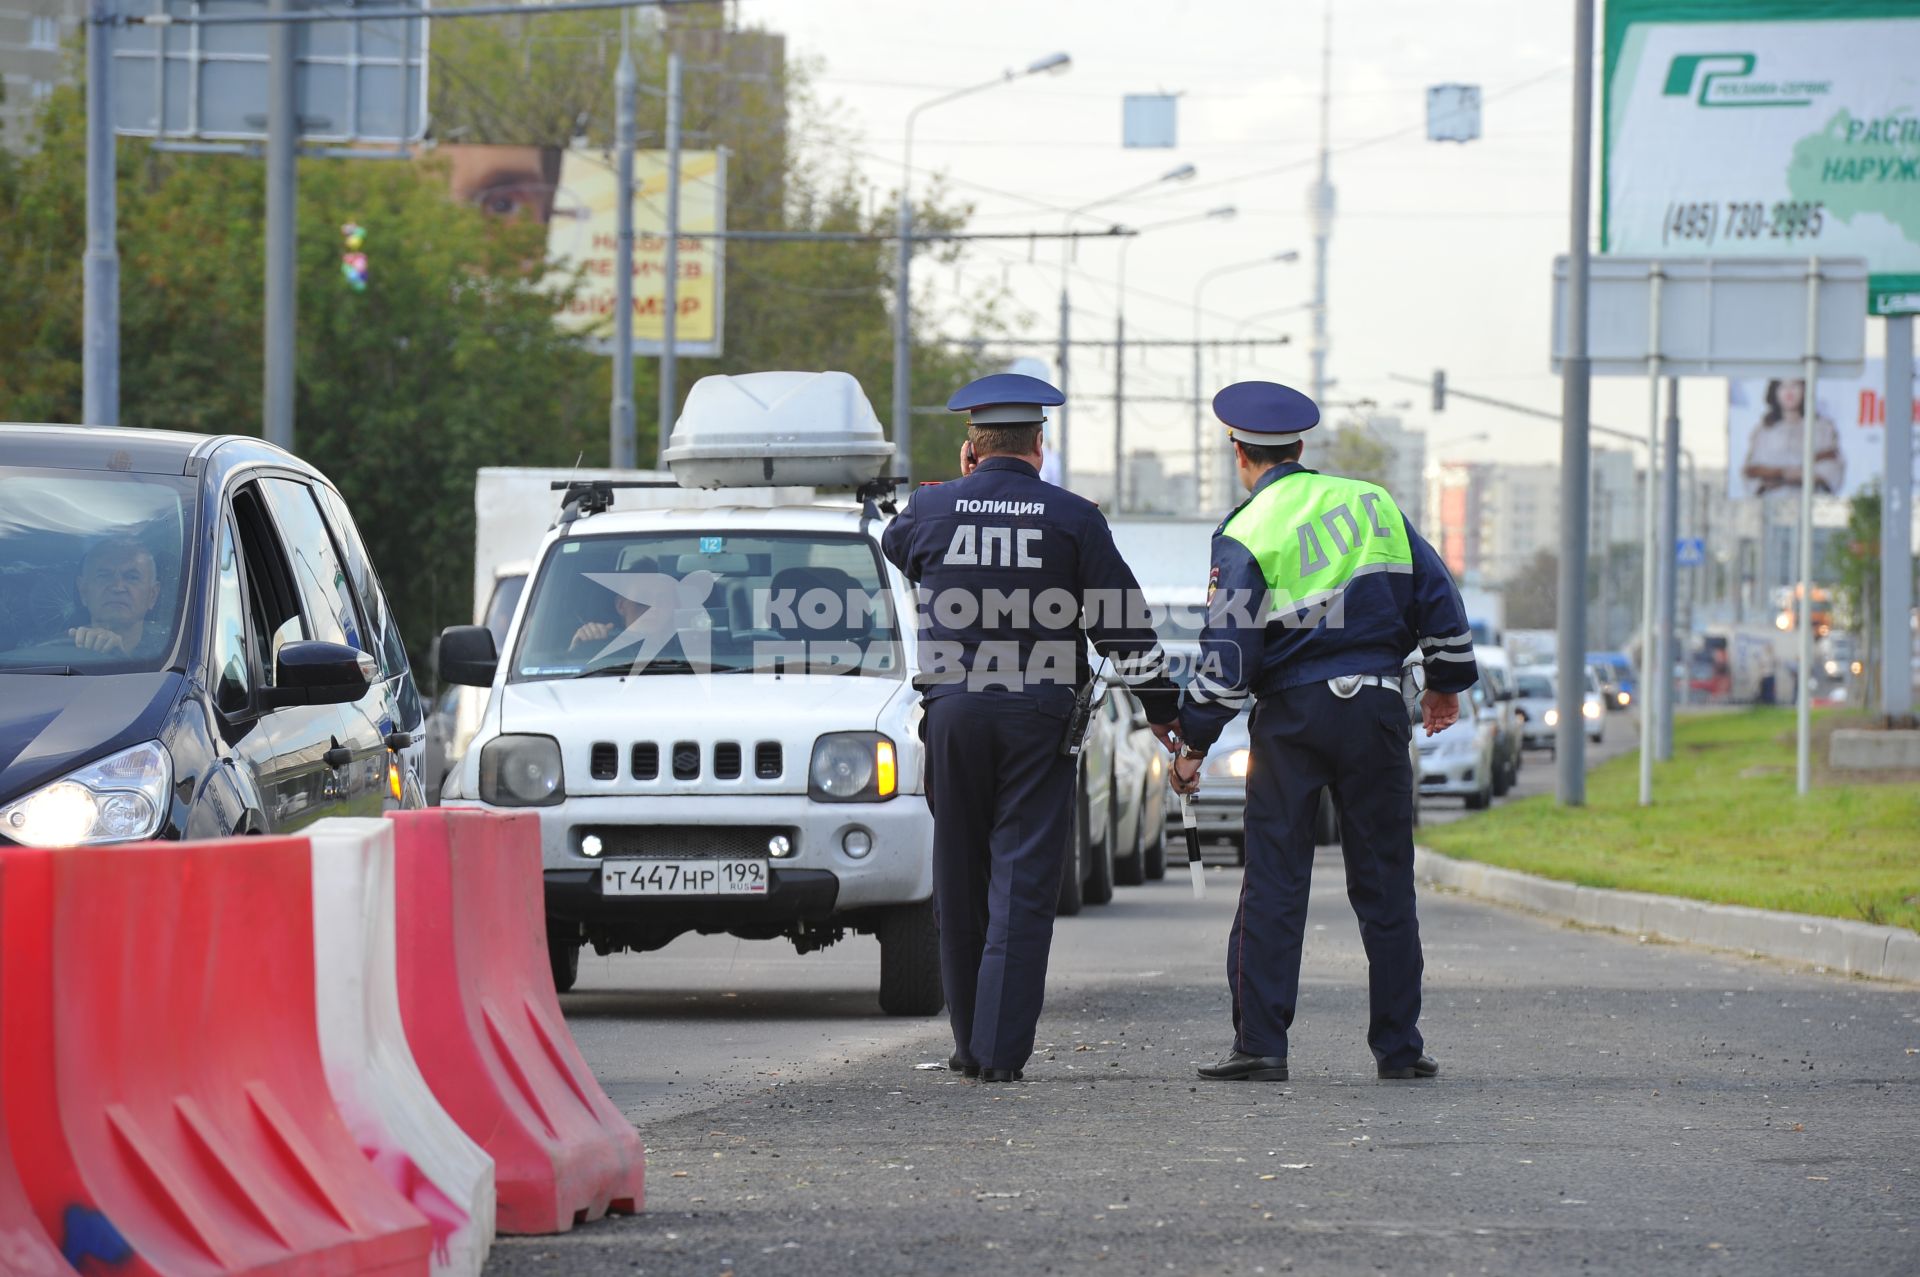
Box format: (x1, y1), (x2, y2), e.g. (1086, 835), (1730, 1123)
(511, 531), (903, 681)
(0, 468), (195, 674)
(1515, 672), (1554, 699)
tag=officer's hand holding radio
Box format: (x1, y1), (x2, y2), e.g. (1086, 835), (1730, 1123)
(958, 440), (978, 476)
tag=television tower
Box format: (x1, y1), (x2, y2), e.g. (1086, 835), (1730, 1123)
(1308, 4), (1334, 406)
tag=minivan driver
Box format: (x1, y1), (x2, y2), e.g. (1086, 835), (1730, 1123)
(66, 538), (166, 658)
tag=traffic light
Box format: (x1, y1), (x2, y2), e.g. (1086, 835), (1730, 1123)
(1431, 368), (1446, 413)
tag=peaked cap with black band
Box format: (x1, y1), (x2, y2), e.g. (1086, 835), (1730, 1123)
(1213, 380), (1320, 447)
(948, 372), (1066, 426)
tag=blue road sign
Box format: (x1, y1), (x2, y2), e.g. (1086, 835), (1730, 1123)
(1676, 537), (1706, 567)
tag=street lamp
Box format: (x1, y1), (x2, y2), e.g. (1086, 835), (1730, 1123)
(1055, 162), (1197, 487)
(1111, 205), (1236, 510)
(1191, 251), (1301, 510)
(893, 52), (1071, 481)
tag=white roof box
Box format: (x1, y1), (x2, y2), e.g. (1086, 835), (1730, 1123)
(662, 370), (895, 489)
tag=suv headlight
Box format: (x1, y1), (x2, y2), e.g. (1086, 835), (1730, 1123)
(478, 734), (566, 807)
(809, 732), (897, 802)
(0, 740), (171, 846)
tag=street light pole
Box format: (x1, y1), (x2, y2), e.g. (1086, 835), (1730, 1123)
(657, 49), (683, 459)
(1113, 205), (1235, 512)
(1555, 0), (1595, 806)
(1192, 251), (1300, 511)
(1057, 162), (1196, 489)
(896, 52), (1070, 483)
(609, 17), (637, 469)
(262, 0), (297, 450)
(82, 0), (119, 427)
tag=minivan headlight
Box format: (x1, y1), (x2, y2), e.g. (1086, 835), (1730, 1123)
(1206, 748), (1251, 779)
(478, 734), (566, 806)
(0, 740), (170, 846)
(809, 732), (896, 802)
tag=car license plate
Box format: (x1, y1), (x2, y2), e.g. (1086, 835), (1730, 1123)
(599, 858), (769, 896)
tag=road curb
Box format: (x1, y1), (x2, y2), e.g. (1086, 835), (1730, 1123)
(1413, 846), (1920, 985)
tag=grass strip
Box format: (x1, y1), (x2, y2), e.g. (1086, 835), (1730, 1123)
(1420, 708), (1920, 933)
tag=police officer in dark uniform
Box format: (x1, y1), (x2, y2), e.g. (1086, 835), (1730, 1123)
(882, 372), (1179, 1083)
(1169, 381), (1478, 1083)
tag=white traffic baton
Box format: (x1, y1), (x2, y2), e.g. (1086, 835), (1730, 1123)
(1181, 792), (1205, 899)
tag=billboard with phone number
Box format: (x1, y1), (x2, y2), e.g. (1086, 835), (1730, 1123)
(1601, 0), (1920, 293)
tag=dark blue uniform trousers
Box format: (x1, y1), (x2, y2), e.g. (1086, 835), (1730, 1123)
(1228, 680), (1425, 1069)
(923, 691), (1074, 1073)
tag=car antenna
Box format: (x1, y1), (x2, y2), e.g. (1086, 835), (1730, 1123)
(551, 452), (587, 530)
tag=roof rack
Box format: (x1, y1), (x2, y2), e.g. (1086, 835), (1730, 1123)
(855, 475), (910, 526)
(550, 479), (680, 525)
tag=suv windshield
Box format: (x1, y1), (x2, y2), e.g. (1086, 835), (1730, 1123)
(0, 468), (195, 674)
(511, 530), (903, 681)
(1515, 672), (1554, 699)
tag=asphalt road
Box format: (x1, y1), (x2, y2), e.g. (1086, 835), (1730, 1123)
(491, 729), (1918, 1276)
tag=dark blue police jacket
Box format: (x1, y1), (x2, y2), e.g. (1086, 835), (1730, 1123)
(1180, 461), (1478, 752)
(881, 456), (1178, 722)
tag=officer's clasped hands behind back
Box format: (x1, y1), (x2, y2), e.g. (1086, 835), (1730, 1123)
(1167, 380), (1479, 1087)
(881, 372), (1179, 1085)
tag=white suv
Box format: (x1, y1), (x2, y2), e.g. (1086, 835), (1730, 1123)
(438, 370), (941, 1015)
(440, 494), (939, 1013)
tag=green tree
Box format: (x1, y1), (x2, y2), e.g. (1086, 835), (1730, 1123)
(1319, 424), (1393, 489)
(0, 10), (1013, 657)
(1826, 487), (1881, 634)
(1503, 548), (1558, 630)
(0, 84), (602, 659)
(428, 5), (1012, 476)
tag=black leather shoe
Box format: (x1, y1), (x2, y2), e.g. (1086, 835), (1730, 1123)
(948, 1053), (980, 1078)
(1378, 1054), (1439, 1080)
(979, 1068), (1024, 1083)
(1197, 1050), (1289, 1082)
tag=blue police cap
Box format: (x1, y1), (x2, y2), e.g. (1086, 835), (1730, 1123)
(947, 372), (1065, 426)
(1212, 380), (1320, 446)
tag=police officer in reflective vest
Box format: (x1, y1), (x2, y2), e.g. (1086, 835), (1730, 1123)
(1170, 381), (1478, 1083)
(883, 372), (1179, 1083)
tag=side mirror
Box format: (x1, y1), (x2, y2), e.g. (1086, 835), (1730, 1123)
(1496, 689), (1515, 702)
(438, 625), (499, 688)
(265, 640), (375, 709)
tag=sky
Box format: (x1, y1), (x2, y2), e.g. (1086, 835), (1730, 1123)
(737, 0), (1888, 487)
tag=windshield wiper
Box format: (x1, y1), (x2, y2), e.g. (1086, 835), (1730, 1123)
(571, 658), (749, 678)
(4, 664), (77, 675)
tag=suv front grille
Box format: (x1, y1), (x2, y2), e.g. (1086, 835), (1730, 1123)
(615, 741), (789, 783)
(576, 825), (794, 859)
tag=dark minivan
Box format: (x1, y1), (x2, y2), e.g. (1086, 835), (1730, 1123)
(0, 425), (425, 847)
